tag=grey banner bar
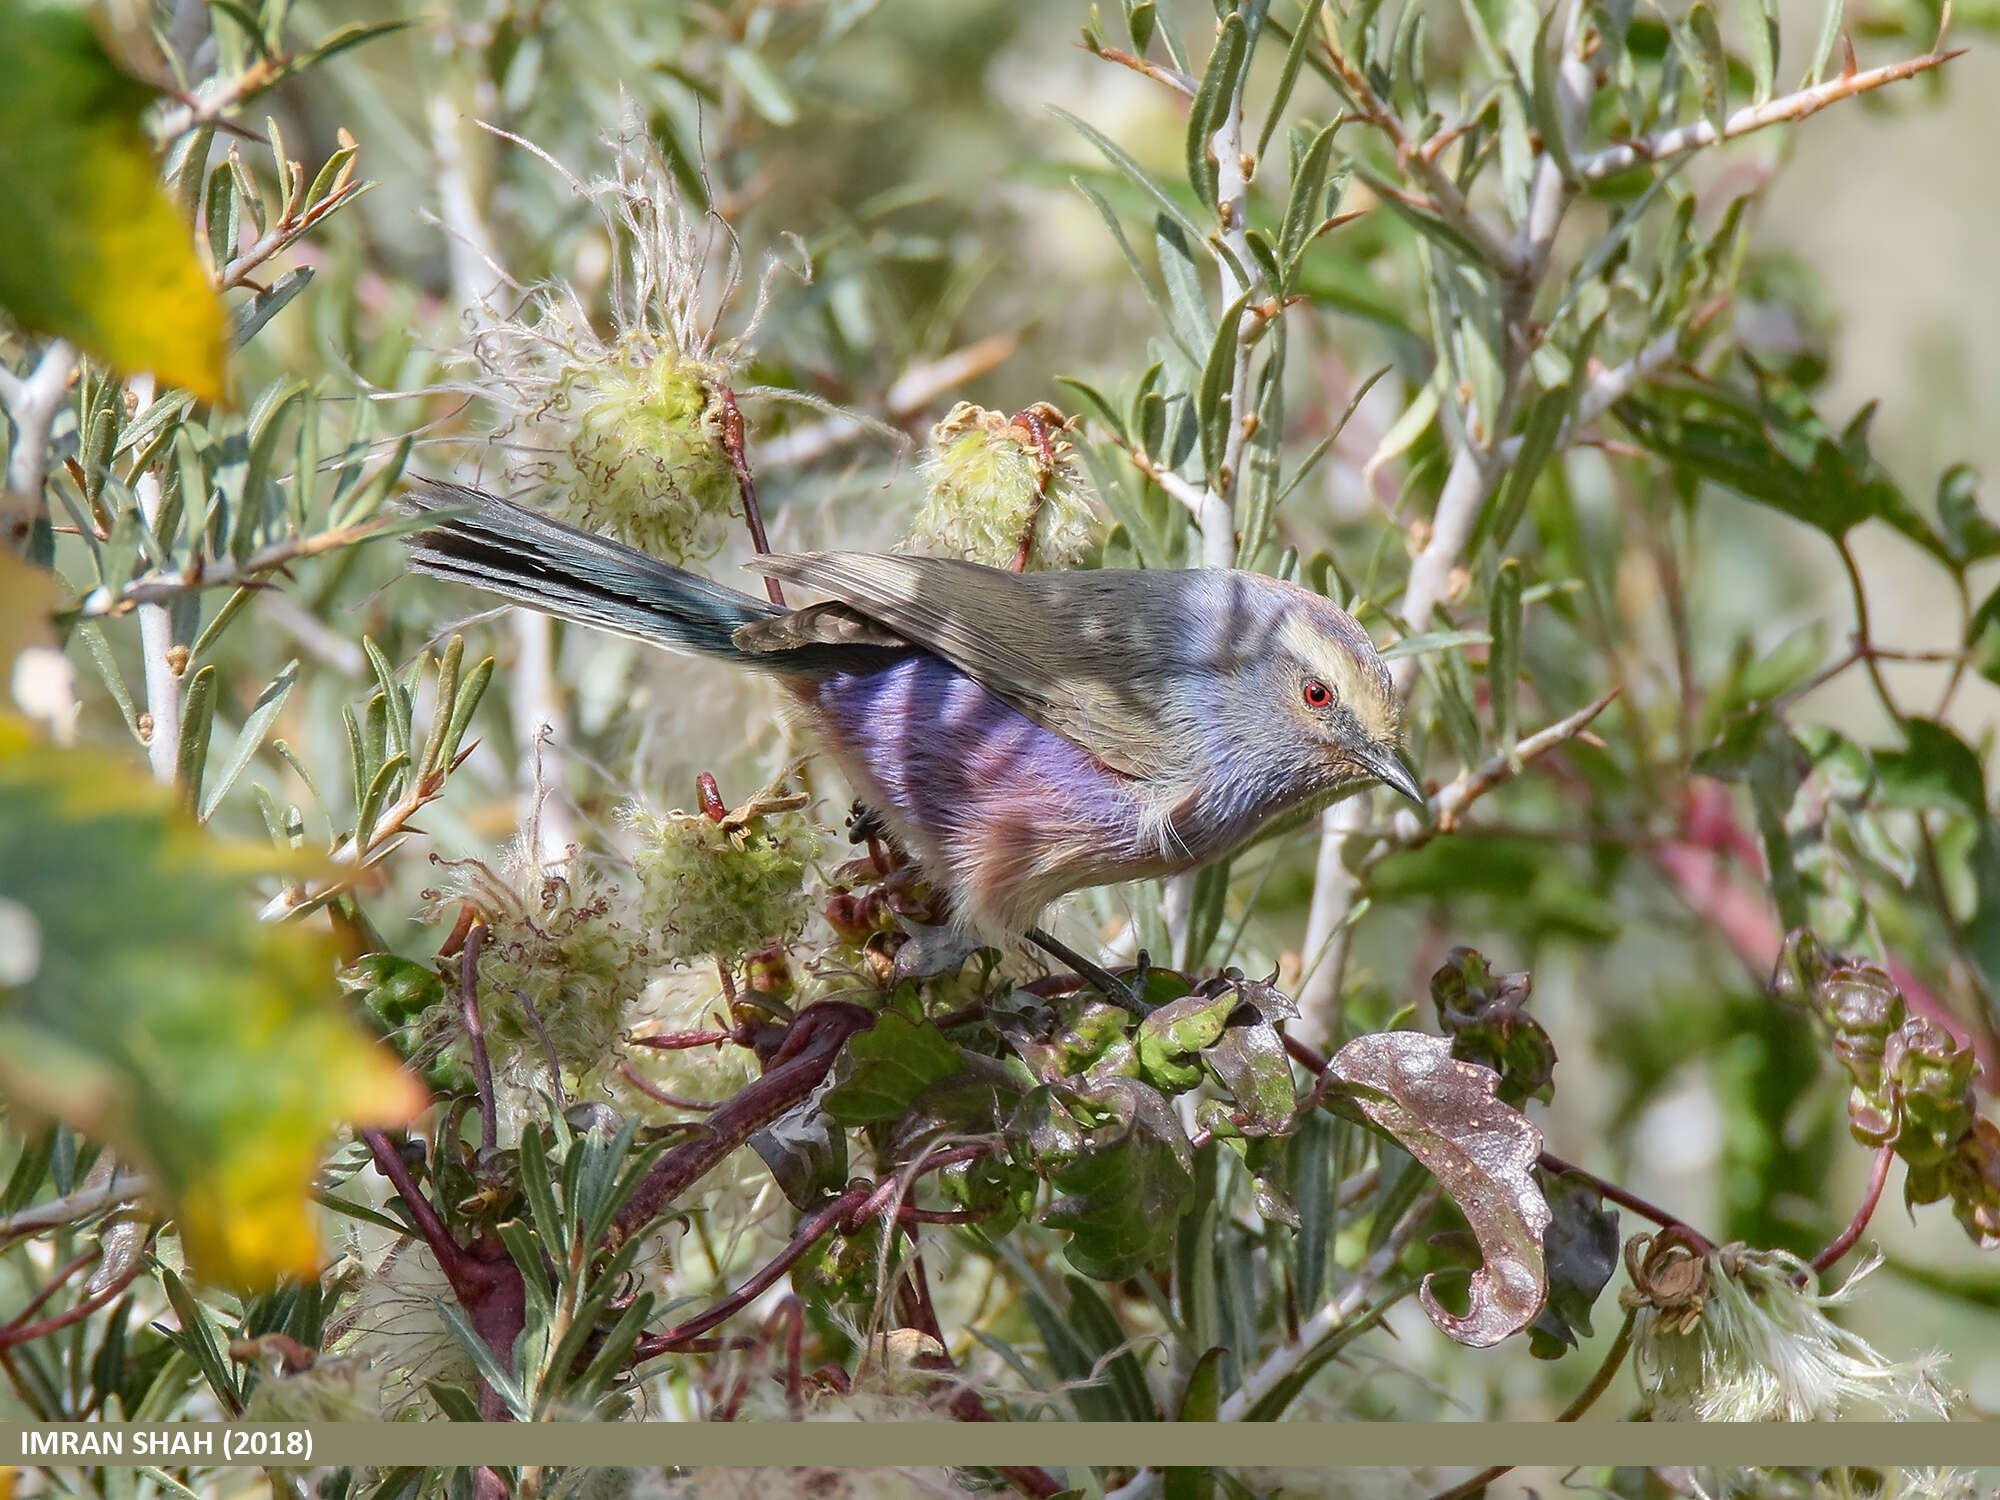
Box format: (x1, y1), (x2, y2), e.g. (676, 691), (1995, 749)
(3, 1422), (1995, 1470)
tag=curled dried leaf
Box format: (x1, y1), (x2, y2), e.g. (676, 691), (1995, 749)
(1326, 1030), (1550, 1347)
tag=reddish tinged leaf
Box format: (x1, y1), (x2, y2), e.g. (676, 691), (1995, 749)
(1326, 1030), (1550, 1347)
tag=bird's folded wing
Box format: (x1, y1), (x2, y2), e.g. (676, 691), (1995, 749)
(743, 552), (1163, 778)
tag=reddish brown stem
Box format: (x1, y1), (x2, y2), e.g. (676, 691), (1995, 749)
(1008, 406), (1057, 573)
(719, 387), (784, 605)
(460, 921), (497, 1154)
(363, 1129), (469, 1279)
(634, 1184), (869, 1358)
(1537, 1151), (1718, 1257)
(0, 1258), (145, 1352)
(619, 1061), (721, 1112)
(629, 1028), (735, 1051)
(768, 1296), (806, 1420)
(6, 1249), (97, 1327)
(1810, 1144), (1896, 1276)
(614, 1003), (875, 1239)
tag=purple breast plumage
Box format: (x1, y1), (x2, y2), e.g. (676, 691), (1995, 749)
(791, 652), (1166, 932)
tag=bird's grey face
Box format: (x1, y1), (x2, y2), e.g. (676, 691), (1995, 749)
(1267, 596), (1422, 807)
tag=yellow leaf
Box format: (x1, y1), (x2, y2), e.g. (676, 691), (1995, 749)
(0, 1), (227, 403)
(0, 717), (426, 1288)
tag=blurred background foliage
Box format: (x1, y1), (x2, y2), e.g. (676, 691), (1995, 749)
(4, 0), (2000, 1493)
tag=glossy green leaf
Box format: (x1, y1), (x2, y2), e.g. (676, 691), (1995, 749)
(822, 1013), (963, 1125)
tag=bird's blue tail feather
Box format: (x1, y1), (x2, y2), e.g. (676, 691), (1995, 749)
(403, 477), (782, 661)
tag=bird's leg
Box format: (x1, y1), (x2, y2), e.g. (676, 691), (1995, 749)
(1026, 926), (1143, 1013)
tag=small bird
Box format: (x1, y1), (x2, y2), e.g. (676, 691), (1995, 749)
(403, 477), (1421, 949)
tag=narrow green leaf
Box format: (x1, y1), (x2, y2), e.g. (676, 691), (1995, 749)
(1126, 0), (1157, 54)
(1682, 4), (1730, 137)
(1805, 0), (1844, 85)
(356, 751), (410, 848)
(76, 621), (140, 738)
(1381, 628), (1492, 661)
(1071, 179), (1198, 367)
(1279, 117), (1341, 269)
(204, 160), (239, 280)
(1258, 0), (1328, 157)
(1154, 214), (1212, 368)
(1242, 1285), (1412, 1418)
(444, 656), (495, 762)
(1483, 382), (1574, 551)
(1488, 559), (1523, 756)
(1053, 375), (1128, 441)
(201, 660), (298, 822)
(1530, 7), (1577, 184)
(1063, 1275), (1157, 1420)
(1197, 290), (1254, 475)
(1185, 14), (1249, 212)
(1051, 107), (1207, 246)
(1741, 0), (1779, 102)
(176, 665), (218, 814)
(723, 46), (798, 126)
(232, 266), (315, 349)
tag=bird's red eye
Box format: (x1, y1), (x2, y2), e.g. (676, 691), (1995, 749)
(1302, 679), (1332, 709)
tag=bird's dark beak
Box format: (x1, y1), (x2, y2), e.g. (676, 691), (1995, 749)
(1359, 745), (1426, 809)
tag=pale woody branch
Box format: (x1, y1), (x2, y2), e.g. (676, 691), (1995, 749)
(1574, 44), (1964, 183)
(1106, 1185), (1444, 1499)
(71, 518), (399, 619)
(0, 340), (77, 556)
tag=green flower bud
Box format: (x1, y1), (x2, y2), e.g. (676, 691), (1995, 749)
(1947, 1118), (2000, 1249)
(1883, 1017), (1975, 1167)
(1770, 927), (1832, 1010)
(905, 402), (1102, 570)
(628, 783), (818, 965)
(793, 1219), (881, 1305)
(551, 352), (739, 561)
(1822, 964), (1904, 1091)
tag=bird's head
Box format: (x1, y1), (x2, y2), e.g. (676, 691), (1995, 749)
(1259, 589), (1422, 809)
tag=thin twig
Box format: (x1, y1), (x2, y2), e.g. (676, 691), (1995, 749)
(1215, 1185), (1439, 1421)
(258, 740), (478, 920)
(1082, 40), (1196, 95)
(70, 517), (401, 617)
(632, 1184), (868, 1358)
(1538, 1150), (1716, 1256)
(1321, 34), (1524, 279)
(719, 386), (784, 605)
(1573, 45), (1965, 183)
(0, 1257), (147, 1352)
(0, 1172), (149, 1247)
(1555, 1304), (1637, 1420)
(615, 1003), (875, 1237)
(1809, 1145), (1895, 1276)
(363, 1129), (469, 1279)
(460, 922), (498, 1154)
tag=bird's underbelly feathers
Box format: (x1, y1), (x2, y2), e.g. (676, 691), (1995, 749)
(790, 652), (1184, 933)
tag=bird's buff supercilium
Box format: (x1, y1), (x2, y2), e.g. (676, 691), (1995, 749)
(403, 477), (1423, 945)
